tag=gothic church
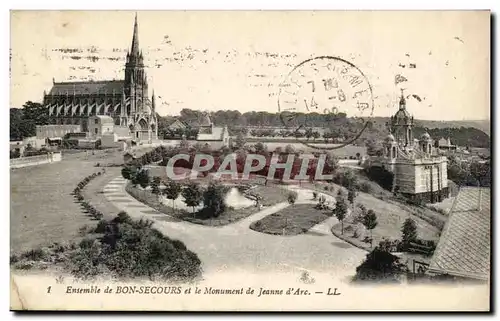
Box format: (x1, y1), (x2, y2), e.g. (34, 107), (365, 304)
(43, 14), (158, 141)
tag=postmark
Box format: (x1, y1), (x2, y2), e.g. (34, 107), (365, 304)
(278, 56), (374, 150)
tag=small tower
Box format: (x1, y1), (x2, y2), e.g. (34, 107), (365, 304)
(384, 133), (398, 159)
(390, 89), (414, 148)
(420, 132), (433, 156)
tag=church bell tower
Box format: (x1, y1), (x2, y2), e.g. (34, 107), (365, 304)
(124, 13), (148, 116)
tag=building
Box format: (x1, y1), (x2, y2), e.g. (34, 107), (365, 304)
(436, 137), (457, 151)
(88, 115), (115, 138)
(427, 187), (490, 281)
(167, 118), (189, 131)
(42, 14), (157, 142)
(196, 113), (231, 149)
(371, 90), (449, 203)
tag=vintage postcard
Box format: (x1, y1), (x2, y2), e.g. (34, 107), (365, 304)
(9, 10), (491, 311)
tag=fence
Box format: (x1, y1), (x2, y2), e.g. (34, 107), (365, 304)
(10, 152), (62, 169)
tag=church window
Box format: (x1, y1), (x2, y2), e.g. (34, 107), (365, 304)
(94, 128), (98, 134)
(95, 119), (99, 124)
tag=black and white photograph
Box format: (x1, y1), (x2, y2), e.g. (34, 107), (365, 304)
(9, 10), (491, 311)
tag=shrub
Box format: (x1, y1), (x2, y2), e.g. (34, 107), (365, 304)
(359, 181), (373, 193)
(10, 254), (19, 264)
(94, 212), (104, 220)
(21, 248), (47, 261)
(353, 247), (407, 283)
(67, 213), (202, 281)
(287, 191), (298, 205)
(94, 220), (108, 234)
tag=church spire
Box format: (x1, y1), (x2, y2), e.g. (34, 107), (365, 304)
(130, 13), (140, 57)
(399, 88), (406, 110)
(152, 90), (156, 113)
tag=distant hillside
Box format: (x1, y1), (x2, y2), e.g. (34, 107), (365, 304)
(156, 109), (490, 148)
(368, 117), (490, 135)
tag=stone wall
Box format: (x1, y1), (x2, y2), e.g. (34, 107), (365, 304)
(36, 125), (81, 139)
(10, 152), (62, 169)
(402, 187), (449, 204)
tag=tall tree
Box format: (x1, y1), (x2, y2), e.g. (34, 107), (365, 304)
(234, 132), (247, 149)
(347, 188), (357, 208)
(333, 196), (348, 235)
(164, 180), (182, 211)
(401, 218), (418, 250)
(362, 209), (378, 248)
(203, 183), (227, 218)
(182, 182), (204, 216)
(151, 176), (162, 199)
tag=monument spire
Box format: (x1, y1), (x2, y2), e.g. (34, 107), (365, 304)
(399, 88), (406, 110)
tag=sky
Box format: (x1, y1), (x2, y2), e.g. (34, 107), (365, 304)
(10, 10), (490, 120)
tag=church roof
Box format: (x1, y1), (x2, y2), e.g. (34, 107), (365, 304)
(393, 108), (411, 119)
(428, 187), (490, 280)
(48, 80), (125, 96)
(199, 113), (212, 127)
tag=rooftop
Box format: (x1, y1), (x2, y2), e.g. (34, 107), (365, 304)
(428, 187), (491, 280)
(48, 80), (125, 96)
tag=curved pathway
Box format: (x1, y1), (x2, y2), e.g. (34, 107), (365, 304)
(103, 177), (366, 278)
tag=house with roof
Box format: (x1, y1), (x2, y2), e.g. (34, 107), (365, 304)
(195, 112), (230, 149)
(427, 187), (490, 281)
(436, 137), (457, 151)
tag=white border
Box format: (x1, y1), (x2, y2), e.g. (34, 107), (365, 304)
(3, 1), (498, 319)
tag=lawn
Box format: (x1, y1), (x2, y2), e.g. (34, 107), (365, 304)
(244, 141), (366, 158)
(331, 191), (442, 251)
(10, 149), (125, 253)
(125, 181), (272, 227)
(249, 204), (332, 236)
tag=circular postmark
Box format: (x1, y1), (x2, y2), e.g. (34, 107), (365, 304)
(278, 56), (374, 150)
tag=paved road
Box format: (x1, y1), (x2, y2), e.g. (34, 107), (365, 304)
(104, 177), (366, 279)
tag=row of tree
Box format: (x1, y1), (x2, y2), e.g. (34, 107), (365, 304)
(122, 166), (229, 219)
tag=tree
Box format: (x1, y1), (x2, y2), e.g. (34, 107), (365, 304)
(287, 191), (298, 205)
(164, 180), (182, 211)
(234, 132), (247, 149)
(333, 196), (348, 234)
(254, 142), (267, 155)
(347, 188), (357, 208)
(401, 218), (418, 249)
(179, 138), (189, 149)
(203, 183), (227, 218)
(312, 131), (320, 141)
(284, 144), (296, 155)
(353, 246), (407, 283)
(151, 176), (161, 199)
(469, 160), (491, 187)
(305, 128), (313, 140)
(133, 169), (150, 189)
(365, 137), (384, 157)
(362, 209), (378, 248)
(182, 182), (204, 216)
(10, 102), (49, 141)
